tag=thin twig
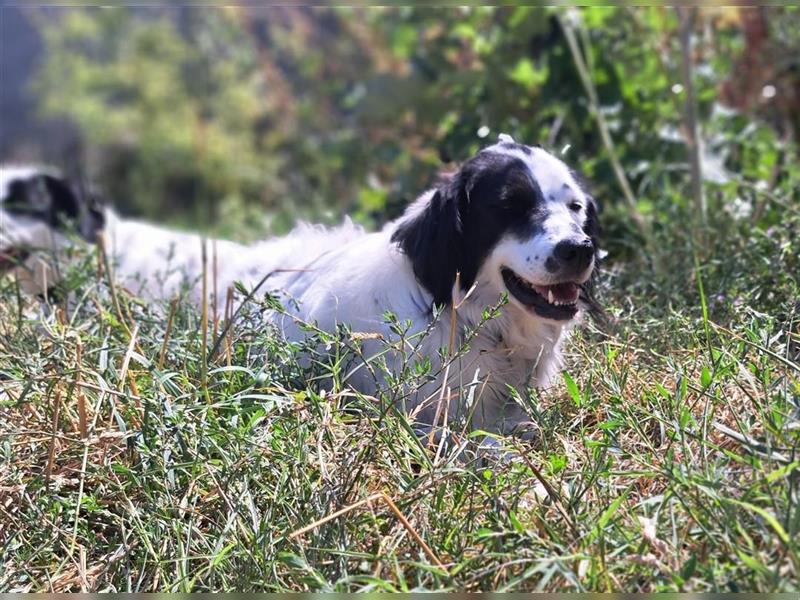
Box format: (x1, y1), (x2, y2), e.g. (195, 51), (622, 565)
(96, 231), (131, 336)
(428, 363), (451, 450)
(69, 382), (109, 557)
(76, 379), (142, 401)
(448, 272), (460, 356)
(225, 286), (234, 367)
(380, 492), (446, 570)
(127, 371), (143, 425)
(44, 389), (63, 491)
(200, 237), (208, 391)
(677, 6), (706, 229)
(515, 446), (581, 538)
(76, 339), (87, 439)
(289, 492), (383, 539)
(208, 268), (307, 361)
(14, 273), (23, 333)
(558, 12), (647, 239)
(118, 323), (139, 394)
(212, 238), (219, 346)
(290, 491), (448, 572)
(433, 387), (451, 466)
(157, 296), (179, 370)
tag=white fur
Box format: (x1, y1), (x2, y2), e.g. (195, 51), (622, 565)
(1, 143), (595, 437)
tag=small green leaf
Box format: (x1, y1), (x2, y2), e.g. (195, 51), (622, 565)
(727, 499), (790, 544)
(547, 453), (567, 474)
(564, 372), (582, 407)
(508, 510), (524, 533)
(700, 366), (712, 388)
(736, 549), (771, 574)
(278, 552), (308, 569)
(681, 553), (697, 581)
(508, 58), (547, 89)
(585, 487), (630, 545)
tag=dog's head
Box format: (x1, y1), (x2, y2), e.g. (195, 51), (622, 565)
(1, 166), (104, 291)
(392, 137), (601, 322)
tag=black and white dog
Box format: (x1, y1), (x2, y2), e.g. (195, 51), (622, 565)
(0, 136), (600, 438)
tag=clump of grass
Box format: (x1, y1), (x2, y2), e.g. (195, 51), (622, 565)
(0, 202), (798, 592)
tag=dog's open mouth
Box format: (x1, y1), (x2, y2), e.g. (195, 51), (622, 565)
(501, 267), (580, 320)
(0, 248), (29, 275)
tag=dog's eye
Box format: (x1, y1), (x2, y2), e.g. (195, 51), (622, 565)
(568, 201), (582, 212)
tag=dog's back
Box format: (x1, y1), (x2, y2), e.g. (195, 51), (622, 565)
(103, 211), (368, 305)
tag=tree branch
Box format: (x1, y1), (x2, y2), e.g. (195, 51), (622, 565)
(677, 7), (706, 228)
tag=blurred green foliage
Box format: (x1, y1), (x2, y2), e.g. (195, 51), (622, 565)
(31, 6), (799, 249)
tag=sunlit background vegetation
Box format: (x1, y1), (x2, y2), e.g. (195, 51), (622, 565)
(3, 7), (796, 241)
(1, 6), (799, 592)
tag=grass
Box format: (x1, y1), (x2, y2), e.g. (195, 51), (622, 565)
(0, 195), (798, 592)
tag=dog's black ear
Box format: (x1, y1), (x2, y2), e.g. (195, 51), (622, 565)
(391, 187), (463, 307)
(8, 173), (106, 243)
(583, 196), (601, 251)
(580, 195), (608, 322)
(571, 168), (600, 253)
(5, 173), (80, 222)
(41, 174), (81, 224)
(75, 185), (106, 244)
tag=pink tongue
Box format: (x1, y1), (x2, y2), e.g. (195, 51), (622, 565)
(533, 282), (579, 303)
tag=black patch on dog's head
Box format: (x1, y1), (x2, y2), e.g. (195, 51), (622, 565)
(392, 150), (544, 306)
(583, 198), (600, 246)
(3, 172), (105, 242)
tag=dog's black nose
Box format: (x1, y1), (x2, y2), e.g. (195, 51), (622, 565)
(552, 239), (594, 273)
